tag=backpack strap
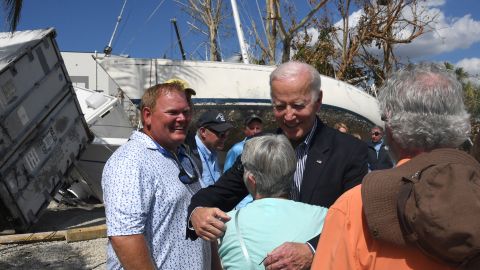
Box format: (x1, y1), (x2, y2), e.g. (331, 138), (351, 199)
(234, 209), (256, 270)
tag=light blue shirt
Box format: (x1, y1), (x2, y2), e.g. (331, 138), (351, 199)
(102, 131), (210, 270)
(368, 139), (384, 172)
(224, 138), (253, 209)
(224, 139), (246, 172)
(374, 139), (384, 158)
(195, 134), (222, 187)
(218, 198), (327, 270)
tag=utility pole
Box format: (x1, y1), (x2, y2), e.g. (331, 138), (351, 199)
(171, 18), (187, 60)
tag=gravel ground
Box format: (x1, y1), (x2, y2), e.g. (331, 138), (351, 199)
(0, 237), (108, 270)
(0, 201), (107, 269)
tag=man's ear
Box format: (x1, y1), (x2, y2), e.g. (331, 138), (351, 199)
(199, 127), (207, 139)
(142, 107), (152, 128)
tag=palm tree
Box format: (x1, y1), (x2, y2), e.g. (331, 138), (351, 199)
(3, 0), (23, 31)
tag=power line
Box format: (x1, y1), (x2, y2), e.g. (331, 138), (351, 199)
(120, 0), (167, 55)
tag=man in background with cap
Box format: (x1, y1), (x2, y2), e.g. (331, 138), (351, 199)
(194, 110), (233, 187)
(223, 114), (264, 209)
(223, 114), (263, 172)
(312, 63), (479, 270)
(165, 78), (197, 107)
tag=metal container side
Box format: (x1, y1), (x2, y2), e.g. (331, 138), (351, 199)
(0, 64), (70, 164)
(0, 29), (60, 117)
(0, 94), (90, 232)
(0, 28), (77, 168)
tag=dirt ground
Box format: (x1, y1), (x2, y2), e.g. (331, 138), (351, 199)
(0, 202), (107, 270)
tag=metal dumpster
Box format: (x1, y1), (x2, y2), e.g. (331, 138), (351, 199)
(0, 28), (91, 232)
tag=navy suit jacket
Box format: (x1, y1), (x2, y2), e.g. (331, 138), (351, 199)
(186, 118), (368, 247)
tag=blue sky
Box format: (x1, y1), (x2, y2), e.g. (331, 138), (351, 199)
(4, 0), (480, 77)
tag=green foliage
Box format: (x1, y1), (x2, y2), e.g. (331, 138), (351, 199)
(464, 81), (480, 119)
(444, 62), (480, 119)
(291, 26), (337, 77)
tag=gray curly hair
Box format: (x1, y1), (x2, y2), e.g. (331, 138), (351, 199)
(378, 63), (470, 155)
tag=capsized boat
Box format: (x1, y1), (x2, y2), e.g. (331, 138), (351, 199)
(94, 56), (383, 126)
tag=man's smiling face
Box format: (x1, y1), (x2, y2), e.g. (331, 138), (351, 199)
(271, 72), (322, 144)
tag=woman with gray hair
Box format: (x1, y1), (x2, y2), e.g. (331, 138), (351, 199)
(218, 134), (328, 270)
(378, 63), (470, 161)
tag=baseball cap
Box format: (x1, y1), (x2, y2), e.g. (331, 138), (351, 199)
(165, 78), (196, 96)
(197, 110), (233, 133)
(244, 114), (263, 126)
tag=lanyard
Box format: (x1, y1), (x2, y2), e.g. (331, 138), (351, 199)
(151, 138), (188, 172)
(197, 143), (219, 184)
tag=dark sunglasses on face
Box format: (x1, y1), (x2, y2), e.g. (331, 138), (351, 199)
(208, 128), (228, 138)
(371, 132), (381, 136)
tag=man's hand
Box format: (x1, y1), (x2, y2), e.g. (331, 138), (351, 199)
(190, 207), (230, 241)
(263, 242), (313, 270)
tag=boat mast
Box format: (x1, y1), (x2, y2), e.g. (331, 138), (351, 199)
(230, 0), (250, 64)
(171, 18), (187, 60)
(104, 0), (128, 55)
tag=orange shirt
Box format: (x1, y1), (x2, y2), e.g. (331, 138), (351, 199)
(311, 160), (455, 270)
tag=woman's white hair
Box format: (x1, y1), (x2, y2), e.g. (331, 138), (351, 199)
(378, 63), (470, 154)
(241, 134), (295, 197)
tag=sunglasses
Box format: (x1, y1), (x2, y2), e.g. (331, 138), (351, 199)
(207, 128), (228, 138)
(371, 132), (381, 136)
(174, 154), (199, 185)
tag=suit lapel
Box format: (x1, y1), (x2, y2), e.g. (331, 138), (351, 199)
(300, 120), (332, 203)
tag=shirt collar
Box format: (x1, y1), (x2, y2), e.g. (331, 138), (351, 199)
(372, 139), (384, 146)
(131, 130), (157, 149)
(195, 134), (214, 158)
(133, 130), (184, 157)
(299, 117), (318, 148)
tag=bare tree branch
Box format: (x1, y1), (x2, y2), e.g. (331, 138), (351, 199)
(2, 0), (23, 32)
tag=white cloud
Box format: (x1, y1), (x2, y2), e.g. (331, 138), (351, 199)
(395, 13), (480, 59)
(424, 0), (446, 7)
(456, 58), (480, 85)
(322, 2), (480, 61)
(457, 58), (480, 75)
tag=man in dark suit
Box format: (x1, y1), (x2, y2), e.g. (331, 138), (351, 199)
(187, 61), (368, 269)
(367, 126), (394, 170)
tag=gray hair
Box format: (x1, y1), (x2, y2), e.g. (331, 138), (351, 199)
(378, 63), (470, 154)
(269, 61), (322, 101)
(371, 126), (384, 133)
(241, 134), (295, 197)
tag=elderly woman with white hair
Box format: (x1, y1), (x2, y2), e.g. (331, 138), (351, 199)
(217, 134), (328, 270)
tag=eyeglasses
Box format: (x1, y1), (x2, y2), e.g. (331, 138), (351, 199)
(371, 132), (381, 136)
(207, 128), (228, 139)
(174, 154), (199, 185)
